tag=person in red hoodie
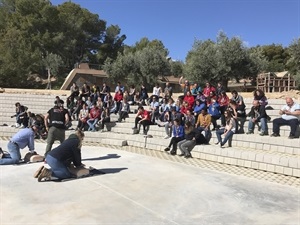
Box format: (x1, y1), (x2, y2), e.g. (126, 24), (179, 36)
(183, 91), (195, 109)
(113, 90), (123, 114)
(203, 82), (216, 98)
(180, 101), (191, 118)
(87, 103), (101, 132)
(132, 106), (151, 135)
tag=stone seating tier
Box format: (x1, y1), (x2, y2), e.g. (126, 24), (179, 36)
(0, 93), (299, 178)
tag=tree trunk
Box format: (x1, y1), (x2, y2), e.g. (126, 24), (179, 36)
(46, 68), (51, 90)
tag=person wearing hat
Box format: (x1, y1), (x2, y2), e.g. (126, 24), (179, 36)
(0, 123), (40, 165)
(44, 99), (70, 156)
(34, 130), (85, 182)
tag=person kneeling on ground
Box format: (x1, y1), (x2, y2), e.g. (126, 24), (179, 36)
(164, 119), (185, 155)
(177, 121), (207, 158)
(0, 123), (40, 165)
(34, 130), (86, 182)
(215, 110), (236, 147)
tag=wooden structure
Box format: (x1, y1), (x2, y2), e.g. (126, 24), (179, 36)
(256, 71), (297, 93)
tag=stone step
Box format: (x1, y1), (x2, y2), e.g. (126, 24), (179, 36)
(88, 132), (299, 177)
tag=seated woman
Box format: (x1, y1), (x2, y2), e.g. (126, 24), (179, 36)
(35, 130), (85, 181)
(118, 99), (130, 122)
(164, 119), (184, 155)
(77, 103), (89, 131)
(99, 107), (111, 131)
(177, 121), (207, 158)
(215, 110), (236, 147)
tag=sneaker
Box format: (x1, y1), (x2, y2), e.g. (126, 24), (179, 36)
(259, 132), (265, 136)
(214, 141), (219, 145)
(246, 131), (254, 134)
(164, 135), (170, 139)
(33, 165), (44, 178)
(288, 135), (295, 139)
(37, 168), (52, 182)
(271, 133), (280, 137)
(132, 127), (137, 130)
(15, 123), (20, 128)
(164, 147), (170, 152)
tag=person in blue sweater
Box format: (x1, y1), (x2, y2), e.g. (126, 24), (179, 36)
(207, 98), (221, 130)
(164, 119), (185, 155)
(193, 99), (207, 121)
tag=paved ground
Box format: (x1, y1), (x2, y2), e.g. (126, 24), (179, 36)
(0, 141), (299, 225)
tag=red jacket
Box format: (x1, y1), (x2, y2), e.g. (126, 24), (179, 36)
(114, 92), (123, 102)
(89, 107), (101, 119)
(218, 95), (229, 107)
(183, 95), (195, 108)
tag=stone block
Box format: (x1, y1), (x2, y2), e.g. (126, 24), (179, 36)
(256, 143), (263, 150)
(262, 144), (270, 151)
(224, 157), (231, 164)
(283, 167), (293, 176)
(251, 161), (259, 169)
(244, 160), (251, 168)
(271, 155), (280, 165)
(258, 163), (267, 171)
(230, 158), (238, 165)
(275, 165), (284, 174)
(234, 150), (242, 159)
(288, 158), (299, 168)
(247, 152), (256, 161)
(217, 156), (224, 163)
(227, 149), (235, 158)
(266, 164), (275, 172)
(292, 169), (300, 177)
(241, 151), (249, 160)
(285, 147), (294, 155)
(249, 142), (256, 149)
(279, 157), (289, 167)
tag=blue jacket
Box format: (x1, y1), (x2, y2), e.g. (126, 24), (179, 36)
(172, 125), (184, 137)
(194, 103), (207, 114)
(208, 102), (221, 117)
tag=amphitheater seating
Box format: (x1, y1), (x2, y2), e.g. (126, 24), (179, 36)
(0, 92), (299, 178)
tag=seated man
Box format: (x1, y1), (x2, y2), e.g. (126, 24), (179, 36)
(246, 100), (269, 136)
(132, 106), (151, 135)
(149, 96), (160, 123)
(195, 108), (212, 142)
(271, 97), (300, 139)
(118, 99), (130, 122)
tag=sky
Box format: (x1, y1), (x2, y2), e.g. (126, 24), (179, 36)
(51, 0), (300, 61)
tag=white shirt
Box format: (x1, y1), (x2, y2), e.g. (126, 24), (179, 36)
(281, 103), (300, 120)
(152, 87), (161, 96)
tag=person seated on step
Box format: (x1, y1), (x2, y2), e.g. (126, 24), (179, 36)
(34, 130), (86, 182)
(207, 97), (221, 131)
(0, 123), (40, 165)
(128, 84), (136, 105)
(271, 97), (300, 139)
(112, 89), (123, 114)
(162, 107), (182, 139)
(177, 121), (207, 158)
(183, 109), (195, 127)
(246, 100), (269, 136)
(139, 84), (149, 106)
(215, 110), (236, 148)
(193, 99), (207, 122)
(11, 102), (28, 128)
(195, 108), (211, 142)
(99, 107), (110, 132)
(183, 91), (195, 110)
(118, 99), (130, 122)
(228, 100), (246, 134)
(77, 102), (89, 131)
(164, 119), (185, 155)
(149, 96), (160, 124)
(132, 106), (151, 135)
(87, 103), (101, 132)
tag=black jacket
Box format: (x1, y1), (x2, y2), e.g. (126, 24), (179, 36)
(48, 134), (82, 167)
(185, 128), (208, 144)
(247, 105), (268, 121)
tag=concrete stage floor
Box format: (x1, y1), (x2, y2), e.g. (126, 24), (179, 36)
(0, 141), (299, 225)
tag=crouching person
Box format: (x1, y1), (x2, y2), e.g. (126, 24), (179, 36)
(34, 130), (85, 182)
(132, 106), (151, 135)
(177, 121), (207, 158)
(0, 123), (40, 165)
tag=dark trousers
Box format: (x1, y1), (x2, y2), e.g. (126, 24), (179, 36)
(168, 136), (184, 153)
(45, 127), (65, 156)
(219, 106), (227, 126)
(135, 117), (151, 132)
(273, 118), (299, 136)
(118, 111), (128, 122)
(100, 117), (111, 129)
